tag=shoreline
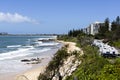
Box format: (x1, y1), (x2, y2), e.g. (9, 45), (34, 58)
(37, 40), (83, 80)
(15, 40), (82, 80)
(15, 43), (63, 80)
(15, 59), (48, 80)
(0, 47), (61, 80)
(0, 40), (82, 80)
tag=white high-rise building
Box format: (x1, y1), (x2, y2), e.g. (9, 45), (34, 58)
(83, 21), (101, 35)
(83, 21), (111, 35)
(89, 21), (101, 35)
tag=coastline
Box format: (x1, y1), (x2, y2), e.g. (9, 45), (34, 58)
(16, 48), (61, 80)
(16, 40), (83, 80)
(0, 40), (82, 80)
(0, 47), (61, 80)
(37, 40), (83, 80)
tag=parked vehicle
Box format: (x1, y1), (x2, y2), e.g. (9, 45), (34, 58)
(93, 40), (119, 57)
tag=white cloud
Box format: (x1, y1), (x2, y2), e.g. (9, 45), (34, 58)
(0, 12), (39, 24)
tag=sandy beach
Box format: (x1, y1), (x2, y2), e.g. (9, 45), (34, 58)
(0, 41), (82, 80)
(16, 64), (46, 80)
(0, 47), (60, 80)
(16, 41), (82, 80)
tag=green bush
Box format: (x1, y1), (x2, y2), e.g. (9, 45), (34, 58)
(38, 47), (68, 80)
(97, 64), (120, 80)
(109, 40), (120, 48)
(66, 45), (110, 80)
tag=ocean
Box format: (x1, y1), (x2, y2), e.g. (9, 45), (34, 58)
(0, 35), (61, 73)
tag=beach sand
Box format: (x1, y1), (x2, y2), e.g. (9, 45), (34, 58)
(16, 66), (46, 80)
(15, 41), (82, 80)
(58, 40), (83, 54)
(0, 73), (18, 80)
(0, 48), (59, 80)
(0, 41), (82, 80)
(18, 41), (83, 80)
(15, 56), (52, 80)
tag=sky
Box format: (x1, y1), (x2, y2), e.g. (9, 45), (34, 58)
(0, 0), (120, 34)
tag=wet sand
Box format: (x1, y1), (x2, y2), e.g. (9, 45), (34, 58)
(0, 48), (60, 80)
(15, 41), (83, 80)
(0, 41), (82, 80)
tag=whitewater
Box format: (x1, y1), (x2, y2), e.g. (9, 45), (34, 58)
(0, 35), (61, 73)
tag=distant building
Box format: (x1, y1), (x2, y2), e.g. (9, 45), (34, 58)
(83, 21), (111, 35)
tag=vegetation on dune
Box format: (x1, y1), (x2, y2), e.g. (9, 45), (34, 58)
(38, 47), (69, 80)
(57, 35), (78, 42)
(38, 16), (120, 80)
(58, 24), (120, 80)
(65, 45), (108, 80)
(65, 38), (120, 80)
(109, 40), (120, 48)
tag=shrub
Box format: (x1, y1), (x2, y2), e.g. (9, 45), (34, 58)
(38, 47), (68, 80)
(65, 45), (109, 80)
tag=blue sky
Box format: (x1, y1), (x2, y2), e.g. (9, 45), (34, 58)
(0, 0), (120, 34)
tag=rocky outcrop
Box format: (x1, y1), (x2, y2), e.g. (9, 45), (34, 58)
(52, 55), (81, 80)
(51, 41), (83, 80)
(60, 55), (81, 80)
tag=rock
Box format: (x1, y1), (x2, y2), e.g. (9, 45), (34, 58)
(52, 73), (60, 80)
(21, 59), (30, 62)
(52, 76), (59, 80)
(57, 55), (81, 80)
(31, 58), (40, 61)
(21, 58), (42, 64)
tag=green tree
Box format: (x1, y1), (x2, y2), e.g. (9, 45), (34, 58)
(97, 18), (110, 39)
(111, 21), (117, 31)
(111, 16), (120, 40)
(104, 18), (110, 32)
(116, 16), (120, 25)
(68, 30), (73, 37)
(68, 29), (84, 37)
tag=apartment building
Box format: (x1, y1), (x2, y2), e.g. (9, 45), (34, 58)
(84, 21), (111, 35)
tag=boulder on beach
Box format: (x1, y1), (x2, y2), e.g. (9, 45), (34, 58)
(21, 59), (31, 62)
(21, 58), (42, 64)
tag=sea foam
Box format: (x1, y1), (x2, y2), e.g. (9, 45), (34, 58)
(7, 45), (22, 48)
(0, 47), (34, 60)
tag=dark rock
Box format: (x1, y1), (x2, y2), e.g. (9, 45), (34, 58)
(21, 59), (30, 62)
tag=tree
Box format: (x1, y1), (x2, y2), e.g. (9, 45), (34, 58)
(98, 18), (110, 34)
(68, 30), (73, 36)
(68, 29), (84, 37)
(111, 21), (117, 31)
(97, 18), (110, 39)
(111, 16), (120, 40)
(116, 16), (120, 25)
(104, 18), (110, 32)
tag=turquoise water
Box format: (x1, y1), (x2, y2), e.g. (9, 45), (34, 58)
(0, 35), (61, 73)
(0, 35), (59, 60)
(0, 36), (54, 53)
